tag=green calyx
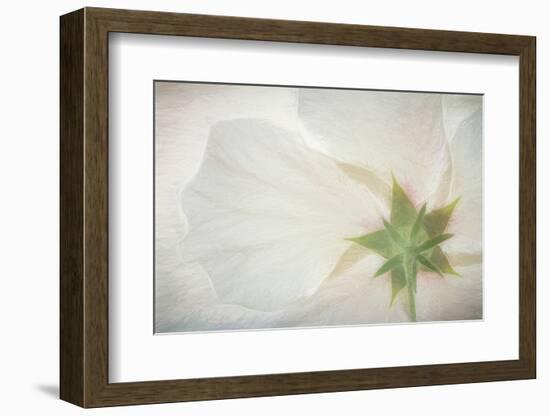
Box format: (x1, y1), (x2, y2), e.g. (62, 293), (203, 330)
(346, 177), (460, 322)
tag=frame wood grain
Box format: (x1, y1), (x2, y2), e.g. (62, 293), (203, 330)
(60, 7), (536, 408)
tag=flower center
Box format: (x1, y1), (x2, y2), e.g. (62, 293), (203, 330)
(346, 176), (460, 322)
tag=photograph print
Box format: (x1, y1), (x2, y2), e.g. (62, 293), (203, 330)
(154, 81), (483, 333)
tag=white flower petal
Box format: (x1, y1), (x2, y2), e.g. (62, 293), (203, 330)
(442, 94), (483, 141)
(445, 109), (483, 254)
(156, 83), (301, 278)
(158, 256), (410, 332)
(156, 83), (300, 187)
(157, 255), (482, 332)
(298, 89), (451, 207)
(415, 264), (482, 321)
(182, 118), (382, 311)
(290, 256), (410, 325)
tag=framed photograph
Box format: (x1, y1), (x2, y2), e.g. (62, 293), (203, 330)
(60, 7), (536, 408)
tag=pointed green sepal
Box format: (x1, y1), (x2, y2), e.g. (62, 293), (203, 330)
(390, 175), (417, 228)
(410, 203), (427, 241)
(345, 229), (395, 259)
(374, 253), (403, 277)
(417, 254), (444, 277)
(430, 246), (461, 276)
(383, 219), (407, 248)
(423, 197), (460, 237)
(417, 233), (453, 253)
(345, 174), (460, 322)
(390, 266), (407, 306)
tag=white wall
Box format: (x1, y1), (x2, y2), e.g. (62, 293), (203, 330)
(0, 0), (545, 414)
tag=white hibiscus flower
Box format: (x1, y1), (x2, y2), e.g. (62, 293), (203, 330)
(155, 83), (482, 332)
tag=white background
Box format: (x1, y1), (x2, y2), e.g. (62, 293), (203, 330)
(0, 0), (545, 415)
(110, 34), (517, 382)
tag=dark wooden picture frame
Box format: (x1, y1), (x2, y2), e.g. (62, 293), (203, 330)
(60, 7), (536, 408)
